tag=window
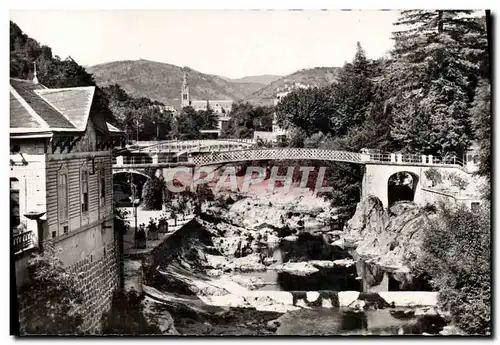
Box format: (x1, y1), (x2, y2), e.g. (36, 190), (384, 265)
(81, 169), (89, 213)
(183, 94), (187, 100)
(58, 171), (69, 222)
(10, 178), (20, 230)
(471, 202), (480, 213)
(99, 167), (106, 207)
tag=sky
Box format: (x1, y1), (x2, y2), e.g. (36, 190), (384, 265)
(10, 10), (401, 79)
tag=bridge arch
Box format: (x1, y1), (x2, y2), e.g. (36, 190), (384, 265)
(387, 171), (419, 207)
(113, 170), (151, 180)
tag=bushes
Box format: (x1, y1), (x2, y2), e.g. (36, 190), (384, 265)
(101, 290), (161, 335)
(424, 168), (443, 186)
(447, 172), (469, 191)
(18, 242), (85, 335)
(412, 202), (491, 335)
(114, 204), (130, 235)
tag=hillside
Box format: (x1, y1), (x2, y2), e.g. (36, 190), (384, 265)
(225, 74), (282, 85)
(244, 67), (341, 106)
(87, 60), (264, 109)
(87, 60), (340, 108)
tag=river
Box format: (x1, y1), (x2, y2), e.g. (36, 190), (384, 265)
(143, 194), (449, 336)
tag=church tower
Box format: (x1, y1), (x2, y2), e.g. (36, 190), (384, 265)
(181, 68), (190, 108)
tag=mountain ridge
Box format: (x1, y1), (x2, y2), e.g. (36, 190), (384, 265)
(86, 59), (340, 108)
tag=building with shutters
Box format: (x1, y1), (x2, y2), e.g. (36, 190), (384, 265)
(10, 73), (125, 334)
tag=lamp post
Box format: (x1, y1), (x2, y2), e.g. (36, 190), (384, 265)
(24, 211), (46, 253)
(129, 172), (140, 247)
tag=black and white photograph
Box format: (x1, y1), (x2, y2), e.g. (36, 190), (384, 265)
(8, 7), (492, 337)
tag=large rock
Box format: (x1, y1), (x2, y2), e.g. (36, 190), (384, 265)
(271, 262), (320, 276)
(343, 196), (435, 289)
(142, 297), (180, 335)
(344, 195), (388, 239)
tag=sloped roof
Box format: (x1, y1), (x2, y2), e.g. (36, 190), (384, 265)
(107, 122), (125, 133)
(10, 91), (43, 129)
(10, 78), (76, 129)
(9, 78), (108, 138)
(35, 86), (95, 131)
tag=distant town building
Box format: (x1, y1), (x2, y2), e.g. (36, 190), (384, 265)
(10, 72), (124, 333)
(180, 69), (233, 137)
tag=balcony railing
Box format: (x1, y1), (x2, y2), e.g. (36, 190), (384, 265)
(13, 231), (33, 254)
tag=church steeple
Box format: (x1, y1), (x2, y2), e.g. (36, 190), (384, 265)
(181, 68), (190, 108)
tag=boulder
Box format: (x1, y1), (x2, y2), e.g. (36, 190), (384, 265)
(272, 262), (320, 276)
(306, 291), (320, 303)
(266, 319), (281, 332)
(343, 196), (435, 289)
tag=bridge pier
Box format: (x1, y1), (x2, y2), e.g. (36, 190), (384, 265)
(363, 164), (425, 209)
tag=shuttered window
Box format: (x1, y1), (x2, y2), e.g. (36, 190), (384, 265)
(10, 178), (20, 230)
(81, 169), (89, 213)
(58, 172), (68, 222)
(99, 167), (106, 208)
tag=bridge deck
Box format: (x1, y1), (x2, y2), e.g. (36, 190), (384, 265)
(113, 148), (466, 170)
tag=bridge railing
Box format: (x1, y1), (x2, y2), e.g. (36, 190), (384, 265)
(367, 152), (465, 167)
(114, 148), (467, 169)
(368, 153), (392, 162)
(131, 139), (256, 152)
(191, 148), (364, 165)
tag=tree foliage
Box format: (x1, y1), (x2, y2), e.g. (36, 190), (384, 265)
(222, 102), (274, 138)
(387, 11), (487, 156)
(411, 202), (491, 335)
(10, 21), (176, 141)
(141, 177), (165, 210)
(18, 242), (85, 335)
(471, 79), (491, 192)
(171, 106), (201, 139)
(275, 86), (335, 136)
(102, 84), (172, 141)
(198, 103), (219, 130)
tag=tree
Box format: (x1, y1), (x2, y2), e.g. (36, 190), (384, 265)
(171, 106), (201, 139)
(18, 242), (85, 335)
(329, 42), (374, 134)
(198, 103), (218, 130)
(223, 102), (274, 139)
(471, 79), (491, 192)
(411, 203), (491, 335)
(387, 11), (487, 156)
(275, 87), (335, 136)
(141, 177), (165, 210)
(10, 21), (118, 125)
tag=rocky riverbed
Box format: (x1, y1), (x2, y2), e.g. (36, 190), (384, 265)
(136, 190), (456, 335)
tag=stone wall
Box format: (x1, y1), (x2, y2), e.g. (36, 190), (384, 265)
(17, 230), (120, 335)
(362, 164), (475, 209)
(67, 232), (120, 333)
